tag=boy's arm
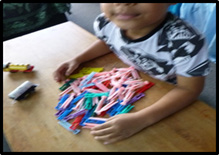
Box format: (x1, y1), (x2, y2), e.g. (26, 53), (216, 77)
(137, 75), (205, 127)
(53, 39), (111, 82)
(74, 39), (112, 64)
(91, 75), (205, 144)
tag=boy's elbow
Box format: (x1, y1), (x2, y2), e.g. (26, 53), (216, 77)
(177, 75), (205, 99)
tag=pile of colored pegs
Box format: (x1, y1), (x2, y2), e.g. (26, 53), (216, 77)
(55, 66), (154, 134)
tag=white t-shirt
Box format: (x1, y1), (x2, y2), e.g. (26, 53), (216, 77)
(93, 12), (210, 84)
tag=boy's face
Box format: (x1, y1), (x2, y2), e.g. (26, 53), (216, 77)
(100, 3), (171, 31)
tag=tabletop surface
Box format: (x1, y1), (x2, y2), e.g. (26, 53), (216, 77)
(3, 21), (216, 152)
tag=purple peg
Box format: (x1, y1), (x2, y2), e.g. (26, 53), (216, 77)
(126, 93), (145, 105)
(63, 109), (87, 121)
(55, 109), (65, 117)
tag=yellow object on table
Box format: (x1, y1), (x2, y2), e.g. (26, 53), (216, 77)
(67, 67), (104, 79)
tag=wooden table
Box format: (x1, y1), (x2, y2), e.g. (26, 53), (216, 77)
(3, 21), (216, 152)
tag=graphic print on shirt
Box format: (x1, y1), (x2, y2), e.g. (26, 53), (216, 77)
(120, 47), (173, 77)
(156, 18), (206, 76)
(158, 19), (205, 63)
(186, 60), (210, 76)
(96, 15), (110, 30)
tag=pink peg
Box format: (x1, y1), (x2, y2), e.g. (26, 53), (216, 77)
(70, 80), (81, 94)
(95, 81), (109, 92)
(98, 100), (118, 114)
(86, 88), (103, 93)
(72, 98), (85, 111)
(107, 87), (125, 101)
(60, 93), (75, 109)
(121, 89), (135, 105)
(94, 96), (107, 114)
(59, 86), (73, 96)
(131, 69), (140, 79)
(93, 97), (99, 106)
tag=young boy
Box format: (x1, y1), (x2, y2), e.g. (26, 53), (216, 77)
(53, 3), (210, 144)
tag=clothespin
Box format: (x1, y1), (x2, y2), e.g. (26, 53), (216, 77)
(63, 109), (87, 121)
(80, 83), (95, 90)
(55, 94), (70, 110)
(94, 81), (109, 92)
(72, 98), (85, 111)
(59, 86), (73, 97)
(84, 97), (93, 110)
(82, 117), (107, 128)
(55, 108), (65, 117)
(80, 67), (104, 74)
(103, 80), (111, 87)
(135, 82), (154, 94)
(107, 87), (124, 101)
(67, 91), (88, 110)
(97, 100), (118, 115)
(107, 100), (122, 116)
(124, 79), (143, 86)
(55, 66), (155, 134)
(86, 88), (104, 93)
(98, 110), (108, 117)
(128, 66), (140, 79)
(94, 96), (107, 114)
(58, 120), (81, 134)
(80, 105), (97, 126)
(83, 117), (107, 125)
(108, 86), (117, 98)
(70, 114), (85, 130)
(67, 73), (84, 79)
(118, 105), (134, 114)
(67, 67), (103, 79)
(60, 93), (75, 109)
(93, 71), (113, 77)
(92, 97), (99, 106)
(84, 92), (109, 98)
(70, 79), (81, 94)
(82, 123), (97, 128)
(114, 102), (126, 115)
(57, 108), (73, 120)
(81, 84), (98, 91)
(79, 72), (96, 89)
(110, 75), (125, 88)
(120, 88), (136, 105)
(126, 93), (145, 105)
(73, 98), (85, 110)
(59, 79), (76, 91)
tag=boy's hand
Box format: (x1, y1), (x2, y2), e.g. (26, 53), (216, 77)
(53, 59), (79, 82)
(90, 113), (145, 144)
(53, 40), (111, 83)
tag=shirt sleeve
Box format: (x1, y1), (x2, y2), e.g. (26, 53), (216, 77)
(93, 13), (110, 41)
(171, 33), (210, 77)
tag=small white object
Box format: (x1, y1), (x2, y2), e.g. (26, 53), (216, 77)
(8, 81), (38, 100)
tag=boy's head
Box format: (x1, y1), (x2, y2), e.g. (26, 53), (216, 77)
(100, 3), (174, 35)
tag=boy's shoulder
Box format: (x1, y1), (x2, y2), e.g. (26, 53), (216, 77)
(161, 12), (204, 42)
(158, 12), (205, 55)
(94, 13), (111, 31)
